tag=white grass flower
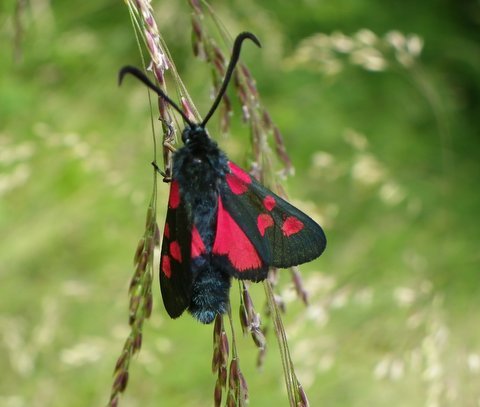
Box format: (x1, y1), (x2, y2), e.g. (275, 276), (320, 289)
(330, 290), (349, 309)
(306, 304), (329, 326)
(343, 128), (368, 150)
(351, 154), (386, 185)
(389, 359), (405, 381)
(379, 181), (406, 205)
(0, 141), (35, 165)
(355, 29), (378, 46)
(393, 286), (416, 307)
(60, 340), (104, 367)
(331, 31), (354, 53)
(318, 354), (335, 372)
(467, 353), (480, 373)
(61, 280), (91, 298)
(0, 164), (31, 196)
(374, 356), (390, 380)
(350, 48), (387, 71)
(352, 287), (374, 306)
(322, 58), (343, 75)
(311, 151), (334, 168)
(385, 30), (406, 51)
(406, 34), (424, 57)
(395, 50), (415, 68)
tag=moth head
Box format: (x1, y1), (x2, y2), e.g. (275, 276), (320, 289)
(181, 125), (208, 145)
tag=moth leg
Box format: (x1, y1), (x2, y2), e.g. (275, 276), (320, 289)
(151, 161), (172, 183)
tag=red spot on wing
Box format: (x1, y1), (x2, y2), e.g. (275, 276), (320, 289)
(161, 255), (171, 278)
(226, 175), (248, 195)
(257, 214), (274, 236)
(169, 181), (180, 209)
(169, 241), (182, 263)
(226, 162), (252, 195)
(281, 216), (304, 237)
(228, 162), (252, 183)
(163, 223), (170, 239)
(191, 226), (206, 258)
(263, 195), (276, 211)
(213, 197), (262, 271)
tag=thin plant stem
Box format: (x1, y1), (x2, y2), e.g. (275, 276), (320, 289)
(127, 4), (158, 165)
(264, 279), (309, 407)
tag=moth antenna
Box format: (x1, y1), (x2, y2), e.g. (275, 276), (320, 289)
(118, 66), (194, 127)
(200, 32), (261, 128)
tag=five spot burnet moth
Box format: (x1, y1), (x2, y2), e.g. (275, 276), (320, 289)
(119, 32), (326, 324)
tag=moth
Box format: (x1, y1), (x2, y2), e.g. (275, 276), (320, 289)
(119, 32), (326, 324)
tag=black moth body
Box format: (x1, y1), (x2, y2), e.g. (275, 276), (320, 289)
(120, 32), (326, 324)
(168, 127), (232, 323)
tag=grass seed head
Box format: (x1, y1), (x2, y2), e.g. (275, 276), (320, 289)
(113, 371), (129, 393)
(133, 332), (142, 352)
(214, 378), (223, 407)
(144, 292), (153, 318)
(133, 238), (145, 265)
(296, 383), (310, 407)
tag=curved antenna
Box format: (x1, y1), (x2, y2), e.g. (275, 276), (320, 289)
(118, 66), (194, 127)
(200, 32), (261, 127)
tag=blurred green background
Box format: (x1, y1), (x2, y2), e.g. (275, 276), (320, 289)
(1, 0), (479, 406)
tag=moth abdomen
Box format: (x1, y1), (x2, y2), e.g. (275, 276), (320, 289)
(188, 262), (231, 324)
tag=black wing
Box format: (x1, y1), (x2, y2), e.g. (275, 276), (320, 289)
(218, 162), (326, 271)
(159, 181), (193, 318)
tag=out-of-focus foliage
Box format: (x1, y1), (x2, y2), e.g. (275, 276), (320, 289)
(0, 0), (479, 406)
